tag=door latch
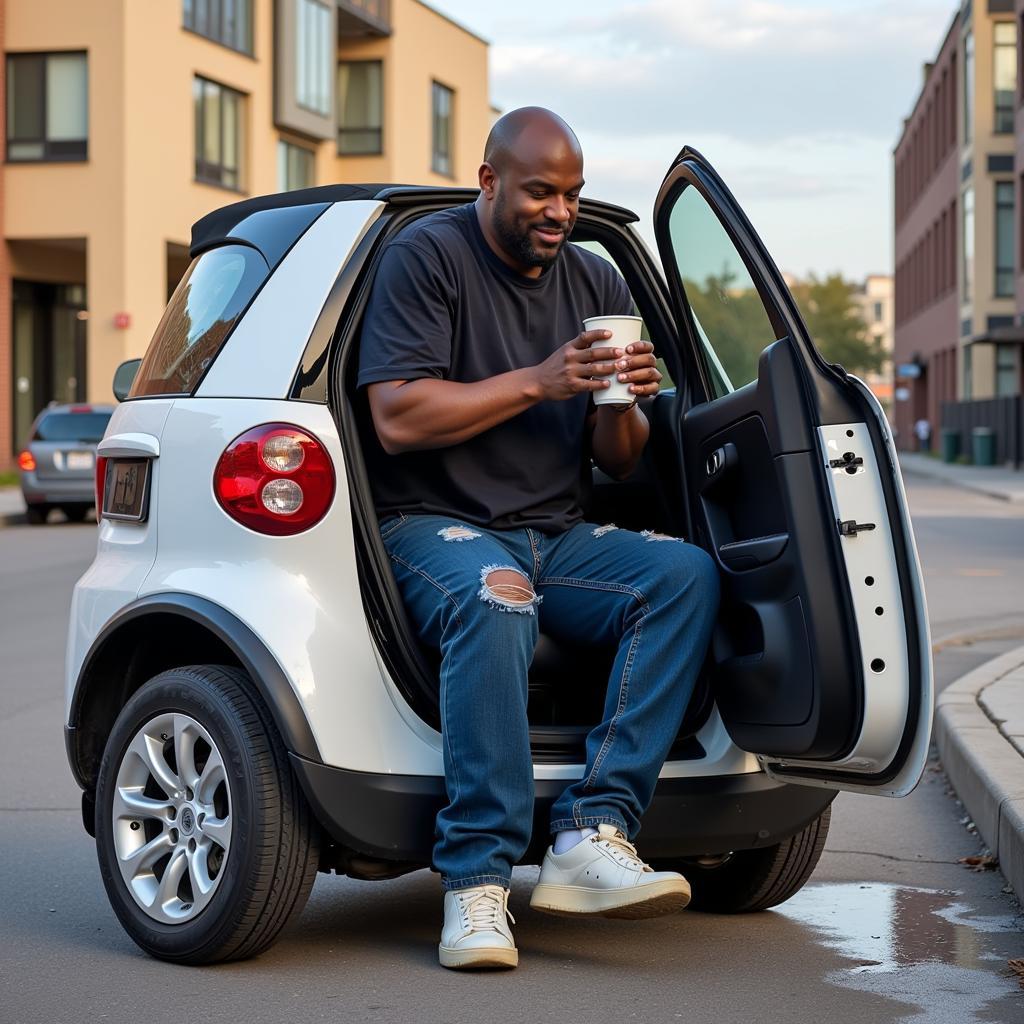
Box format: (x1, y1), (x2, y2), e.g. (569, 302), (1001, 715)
(829, 451), (864, 472)
(837, 518), (876, 537)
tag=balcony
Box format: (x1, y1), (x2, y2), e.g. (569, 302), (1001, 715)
(337, 0), (390, 37)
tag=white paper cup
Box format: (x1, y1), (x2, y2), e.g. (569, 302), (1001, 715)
(584, 315), (643, 406)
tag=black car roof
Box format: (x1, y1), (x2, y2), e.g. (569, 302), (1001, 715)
(189, 184), (640, 265)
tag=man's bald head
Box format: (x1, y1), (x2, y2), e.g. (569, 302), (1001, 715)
(474, 107), (585, 277)
(483, 107), (583, 177)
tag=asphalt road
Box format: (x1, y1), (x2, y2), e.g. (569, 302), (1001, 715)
(1, 476), (1023, 1024)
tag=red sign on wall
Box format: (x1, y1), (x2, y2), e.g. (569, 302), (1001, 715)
(113, 312), (132, 329)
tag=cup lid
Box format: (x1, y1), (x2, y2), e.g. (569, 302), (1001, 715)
(582, 314), (643, 324)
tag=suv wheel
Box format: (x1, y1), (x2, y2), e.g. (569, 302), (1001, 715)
(25, 505), (48, 525)
(663, 805), (831, 914)
(95, 665), (320, 963)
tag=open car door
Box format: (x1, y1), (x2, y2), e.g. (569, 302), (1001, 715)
(655, 148), (932, 797)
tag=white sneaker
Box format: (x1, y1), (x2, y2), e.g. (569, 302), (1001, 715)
(438, 884), (518, 969)
(530, 823), (691, 919)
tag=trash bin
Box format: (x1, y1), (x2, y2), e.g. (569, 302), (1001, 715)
(940, 428), (960, 463)
(971, 427), (995, 466)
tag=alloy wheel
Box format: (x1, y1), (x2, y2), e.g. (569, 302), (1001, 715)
(111, 712), (232, 924)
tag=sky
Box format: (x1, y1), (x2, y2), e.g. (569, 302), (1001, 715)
(429, 0), (958, 282)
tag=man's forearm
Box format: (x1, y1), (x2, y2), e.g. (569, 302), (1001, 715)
(369, 370), (544, 454)
(592, 404), (650, 480)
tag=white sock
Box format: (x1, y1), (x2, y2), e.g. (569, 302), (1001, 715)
(552, 826), (597, 854)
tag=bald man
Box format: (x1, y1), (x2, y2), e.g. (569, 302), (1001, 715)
(357, 108), (719, 969)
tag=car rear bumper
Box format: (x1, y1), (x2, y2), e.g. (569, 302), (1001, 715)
(289, 755), (836, 865)
(20, 470), (94, 505)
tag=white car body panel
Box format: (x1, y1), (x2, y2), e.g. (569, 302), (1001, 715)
(761, 383), (933, 796)
(65, 399), (175, 718)
(196, 200), (384, 400)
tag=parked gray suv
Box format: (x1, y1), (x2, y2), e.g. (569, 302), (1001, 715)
(19, 403), (113, 523)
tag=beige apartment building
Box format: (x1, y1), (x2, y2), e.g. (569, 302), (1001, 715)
(893, 1), (1023, 461)
(853, 273), (894, 406)
(0, 0), (491, 470)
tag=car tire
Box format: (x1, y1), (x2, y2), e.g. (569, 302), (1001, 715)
(25, 504), (48, 525)
(62, 504), (90, 522)
(662, 805), (831, 914)
(95, 664), (320, 964)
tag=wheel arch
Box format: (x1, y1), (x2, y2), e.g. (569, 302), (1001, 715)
(66, 594), (322, 792)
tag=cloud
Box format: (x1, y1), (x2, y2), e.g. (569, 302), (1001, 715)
(431, 0), (953, 275)
(486, 0), (953, 145)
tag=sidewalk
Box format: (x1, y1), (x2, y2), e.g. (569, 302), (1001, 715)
(899, 451), (1024, 503)
(0, 485), (25, 524)
(935, 644), (1024, 902)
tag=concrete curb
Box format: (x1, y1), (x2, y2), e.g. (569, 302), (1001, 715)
(934, 644), (1024, 902)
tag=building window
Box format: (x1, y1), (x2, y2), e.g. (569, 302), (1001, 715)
(995, 181), (1015, 297)
(962, 343), (973, 399)
(337, 60), (382, 155)
(996, 343), (1018, 396)
(963, 29), (974, 145)
(183, 0), (253, 55)
(873, 301), (883, 323)
(6, 52), (88, 162)
(278, 139), (314, 191)
(962, 185), (974, 304)
(296, 0), (331, 116)
(431, 80), (453, 177)
(194, 76), (244, 191)
(994, 21), (1016, 133)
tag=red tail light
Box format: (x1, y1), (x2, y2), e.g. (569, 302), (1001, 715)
(18, 450), (36, 472)
(95, 455), (108, 518)
(213, 424), (335, 536)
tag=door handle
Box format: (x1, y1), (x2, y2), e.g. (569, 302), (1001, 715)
(705, 442), (738, 484)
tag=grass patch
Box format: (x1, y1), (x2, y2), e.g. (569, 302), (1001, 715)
(0, 470), (19, 488)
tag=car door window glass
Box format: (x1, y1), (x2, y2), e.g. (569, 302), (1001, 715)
(666, 184), (781, 397)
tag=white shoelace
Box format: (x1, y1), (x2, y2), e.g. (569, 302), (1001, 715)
(460, 885), (516, 931)
(597, 830), (654, 873)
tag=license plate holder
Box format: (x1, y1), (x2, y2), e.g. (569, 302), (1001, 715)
(103, 458), (151, 522)
(66, 451), (94, 471)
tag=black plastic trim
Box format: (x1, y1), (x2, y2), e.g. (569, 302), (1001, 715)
(291, 755), (836, 864)
(67, 594), (322, 786)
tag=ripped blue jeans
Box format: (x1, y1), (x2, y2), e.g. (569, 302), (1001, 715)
(379, 513), (720, 891)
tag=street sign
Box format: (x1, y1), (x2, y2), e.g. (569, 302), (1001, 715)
(895, 387), (910, 401)
(896, 363), (921, 379)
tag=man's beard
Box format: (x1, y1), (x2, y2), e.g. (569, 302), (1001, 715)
(493, 190), (567, 269)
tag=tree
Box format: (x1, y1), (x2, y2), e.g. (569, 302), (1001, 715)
(790, 274), (885, 377)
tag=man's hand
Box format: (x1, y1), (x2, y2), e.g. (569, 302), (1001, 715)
(608, 340), (661, 399)
(531, 329), (623, 402)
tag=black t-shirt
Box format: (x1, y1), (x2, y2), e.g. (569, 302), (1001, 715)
(356, 203), (633, 533)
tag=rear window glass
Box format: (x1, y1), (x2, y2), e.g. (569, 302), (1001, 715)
(129, 244), (269, 397)
(33, 411), (112, 442)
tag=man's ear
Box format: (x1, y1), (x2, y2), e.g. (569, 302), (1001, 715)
(478, 162), (497, 200)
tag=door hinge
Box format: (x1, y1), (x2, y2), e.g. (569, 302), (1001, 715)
(829, 451), (864, 471)
(837, 518), (876, 537)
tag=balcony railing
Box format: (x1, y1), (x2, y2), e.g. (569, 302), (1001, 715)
(336, 0), (390, 36)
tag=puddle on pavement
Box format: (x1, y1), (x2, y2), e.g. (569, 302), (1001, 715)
(775, 883), (1024, 1023)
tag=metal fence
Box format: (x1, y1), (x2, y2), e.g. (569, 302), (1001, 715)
(940, 395), (1023, 467)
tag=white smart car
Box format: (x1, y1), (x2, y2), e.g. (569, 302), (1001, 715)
(65, 150), (933, 964)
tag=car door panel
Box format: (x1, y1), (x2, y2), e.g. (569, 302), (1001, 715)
(655, 148), (932, 797)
